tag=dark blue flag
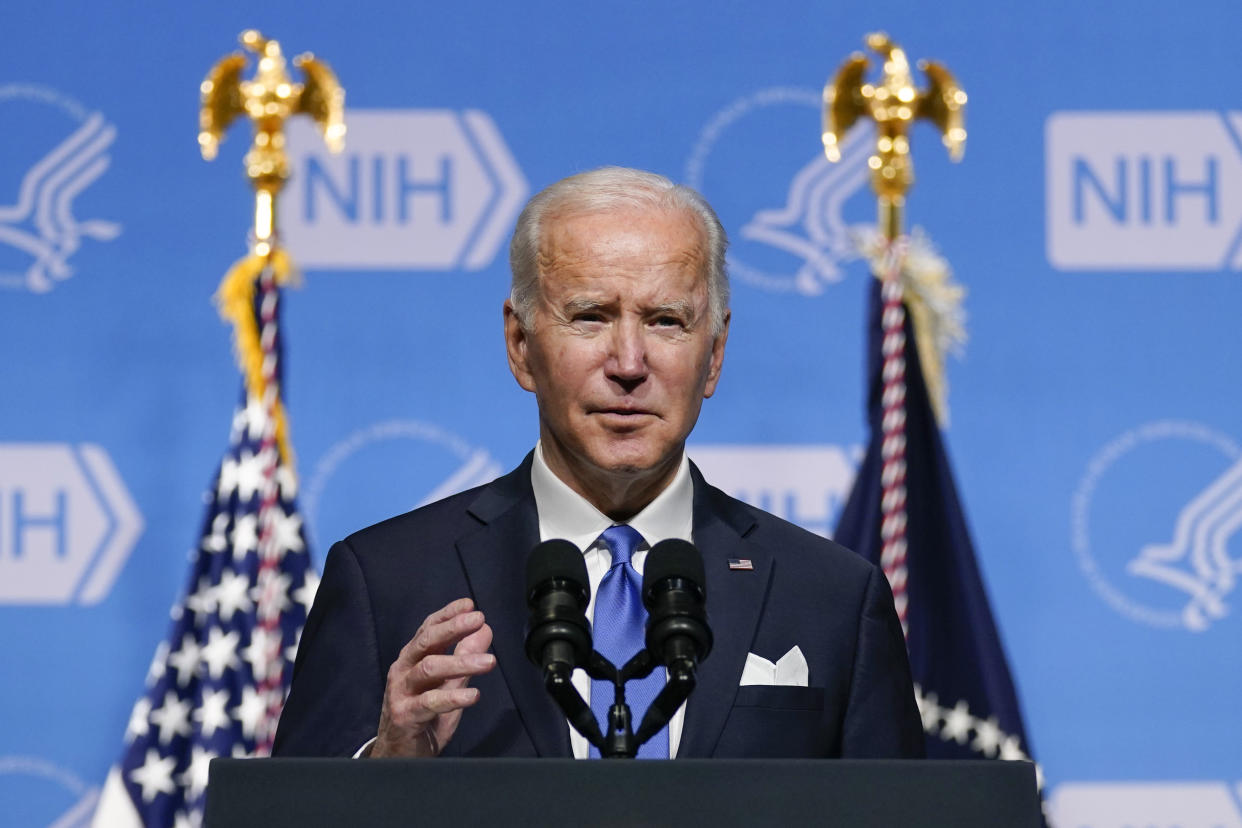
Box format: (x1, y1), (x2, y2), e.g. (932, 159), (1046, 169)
(835, 274), (1037, 769)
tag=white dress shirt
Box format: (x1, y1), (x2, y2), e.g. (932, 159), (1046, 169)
(530, 441), (694, 759)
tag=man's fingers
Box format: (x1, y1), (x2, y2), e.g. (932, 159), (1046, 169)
(453, 623), (494, 657)
(395, 686), (481, 724)
(398, 607), (486, 665)
(405, 651), (495, 693)
(423, 597), (475, 626)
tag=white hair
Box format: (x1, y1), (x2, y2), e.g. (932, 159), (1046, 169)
(508, 166), (729, 335)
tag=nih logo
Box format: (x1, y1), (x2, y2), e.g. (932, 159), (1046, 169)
(688, 444), (859, 539)
(1046, 111), (1242, 270)
(281, 110), (527, 270)
(0, 444), (143, 604)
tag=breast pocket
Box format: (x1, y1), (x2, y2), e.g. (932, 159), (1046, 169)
(714, 686), (832, 757)
(732, 685), (825, 711)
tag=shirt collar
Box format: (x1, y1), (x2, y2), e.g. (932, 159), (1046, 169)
(530, 441), (694, 553)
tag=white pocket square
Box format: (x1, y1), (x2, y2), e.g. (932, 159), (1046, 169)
(739, 646), (809, 687)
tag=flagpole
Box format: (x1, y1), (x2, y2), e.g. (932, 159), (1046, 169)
(821, 33), (966, 636)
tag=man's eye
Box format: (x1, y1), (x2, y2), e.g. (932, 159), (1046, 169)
(654, 316), (685, 328)
(572, 313), (604, 324)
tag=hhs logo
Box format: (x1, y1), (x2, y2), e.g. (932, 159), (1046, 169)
(0, 444), (143, 604)
(1072, 421), (1241, 631)
(1046, 111), (1242, 269)
(303, 419), (502, 548)
(689, 444), (859, 538)
(0, 84), (121, 293)
(281, 110), (527, 270)
(684, 87), (874, 295)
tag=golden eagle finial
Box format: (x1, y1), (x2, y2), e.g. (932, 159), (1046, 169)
(822, 32), (966, 237)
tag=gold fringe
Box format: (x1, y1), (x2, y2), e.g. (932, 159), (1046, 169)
(214, 248), (297, 465)
(904, 295), (947, 427)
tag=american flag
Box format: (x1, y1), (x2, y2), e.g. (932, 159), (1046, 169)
(93, 268), (316, 827)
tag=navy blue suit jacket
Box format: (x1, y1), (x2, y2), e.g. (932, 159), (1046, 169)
(272, 455), (924, 759)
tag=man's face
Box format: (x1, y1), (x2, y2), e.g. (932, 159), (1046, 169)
(505, 205), (728, 510)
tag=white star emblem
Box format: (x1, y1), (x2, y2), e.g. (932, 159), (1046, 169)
(233, 685), (268, 740)
(230, 514), (259, 561)
(129, 748), (176, 802)
(275, 464), (299, 500)
(913, 686), (940, 735)
(201, 627), (241, 680)
(217, 456), (239, 502)
(178, 745), (216, 801)
(252, 570), (293, 622)
(194, 687), (233, 739)
(265, 507), (304, 559)
(215, 571), (254, 622)
(125, 697), (152, 743)
(149, 690), (193, 744)
(167, 633), (202, 687)
(971, 715), (1002, 758)
(235, 449), (268, 502)
(940, 699), (973, 745)
(146, 641), (169, 686)
(242, 626), (281, 682)
(202, 512), (230, 554)
(241, 395), (270, 442)
(999, 734), (1027, 761)
(185, 577), (219, 626)
(292, 570), (319, 615)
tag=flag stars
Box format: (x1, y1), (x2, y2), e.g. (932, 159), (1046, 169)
(999, 734), (1027, 761)
(216, 456), (239, 502)
(125, 697), (152, 743)
(242, 626), (280, 682)
(971, 715), (1002, 758)
(194, 688), (233, 739)
(940, 700), (973, 744)
(267, 508), (305, 558)
(185, 577), (219, 626)
(215, 571), (254, 621)
(253, 571), (292, 622)
(201, 628), (241, 680)
(168, 634), (203, 687)
(233, 685), (268, 740)
(129, 748), (177, 803)
(235, 449), (267, 502)
(149, 691), (193, 744)
(230, 514), (259, 561)
(292, 570), (319, 615)
(178, 745), (216, 802)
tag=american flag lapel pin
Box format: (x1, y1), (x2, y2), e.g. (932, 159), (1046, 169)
(728, 558), (754, 571)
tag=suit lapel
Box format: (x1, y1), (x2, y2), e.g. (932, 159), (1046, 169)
(456, 455), (570, 758)
(676, 465), (772, 758)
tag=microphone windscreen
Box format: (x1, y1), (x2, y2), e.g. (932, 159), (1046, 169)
(643, 539), (705, 590)
(525, 538), (589, 598)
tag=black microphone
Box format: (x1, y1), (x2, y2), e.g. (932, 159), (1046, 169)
(642, 539), (712, 676)
(524, 539), (592, 675)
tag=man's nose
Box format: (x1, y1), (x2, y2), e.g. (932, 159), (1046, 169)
(606, 320), (648, 385)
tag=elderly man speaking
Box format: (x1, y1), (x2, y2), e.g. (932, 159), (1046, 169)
(272, 167), (923, 761)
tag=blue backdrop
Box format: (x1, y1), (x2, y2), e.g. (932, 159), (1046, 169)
(2, 2), (1240, 825)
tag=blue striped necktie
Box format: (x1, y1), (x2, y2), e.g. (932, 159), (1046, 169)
(589, 524), (668, 758)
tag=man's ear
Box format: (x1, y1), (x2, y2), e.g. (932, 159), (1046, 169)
(702, 310), (730, 399)
(503, 300), (537, 392)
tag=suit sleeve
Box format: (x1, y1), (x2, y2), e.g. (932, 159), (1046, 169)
(272, 540), (386, 757)
(840, 564), (926, 758)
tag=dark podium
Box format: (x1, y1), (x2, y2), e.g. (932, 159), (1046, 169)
(206, 758), (1041, 827)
